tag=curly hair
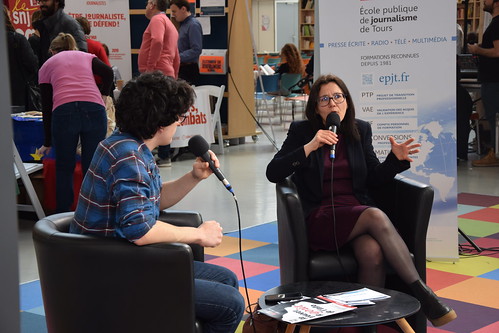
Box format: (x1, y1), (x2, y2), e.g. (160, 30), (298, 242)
(115, 72), (195, 140)
(280, 43), (305, 75)
(305, 74), (360, 142)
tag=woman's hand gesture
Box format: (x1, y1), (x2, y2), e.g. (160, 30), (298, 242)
(390, 137), (421, 162)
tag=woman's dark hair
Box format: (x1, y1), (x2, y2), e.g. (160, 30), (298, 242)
(31, 9), (42, 25)
(75, 16), (91, 35)
(305, 74), (360, 142)
(280, 43), (304, 75)
(116, 72), (195, 140)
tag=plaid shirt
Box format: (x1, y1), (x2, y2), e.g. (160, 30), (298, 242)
(70, 132), (161, 242)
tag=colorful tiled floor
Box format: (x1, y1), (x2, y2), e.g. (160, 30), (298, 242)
(20, 193), (499, 333)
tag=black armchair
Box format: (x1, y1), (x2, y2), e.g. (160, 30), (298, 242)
(276, 175), (434, 333)
(33, 211), (205, 333)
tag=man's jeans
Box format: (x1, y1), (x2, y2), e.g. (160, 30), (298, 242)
(52, 101), (107, 212)
(194, 261), (245, 333)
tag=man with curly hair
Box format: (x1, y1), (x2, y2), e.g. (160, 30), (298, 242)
(70, 72), (244, 333)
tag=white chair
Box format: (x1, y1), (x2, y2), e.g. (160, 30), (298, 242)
(13, 141), (45, 219)
(194, 85), (226, 154)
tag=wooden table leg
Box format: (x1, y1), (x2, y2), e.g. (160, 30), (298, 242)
(298, 325), (311, 333)
(285, 324), (296, 333)
(395, 318), (415, 333)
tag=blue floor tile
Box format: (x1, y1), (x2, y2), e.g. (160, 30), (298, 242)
(227, 244), (280, 266)
(19, 280), (43, 311)
(225, 221), (278, 244)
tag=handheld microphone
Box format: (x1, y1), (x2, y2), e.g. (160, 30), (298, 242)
(188, 135), (233, 193)
(326, 112), (341, 160)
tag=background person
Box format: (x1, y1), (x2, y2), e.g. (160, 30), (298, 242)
(70, 72), (244, 333)
(33, 0), (87, 67)
(468, 0), (499, 167)
(266, 74), (456, 328)
(276, 43), (305, 77)
(38, 33), (113, 213)
(75, 16), (111, 91)
(28, 9), (43, 69)
(139, 0), (180, 167)
(4, 5), (38, 113)
(75, 16), (116, 137)
(170, 0), (203, 85)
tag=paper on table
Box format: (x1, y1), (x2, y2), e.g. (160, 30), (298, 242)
(258, 297), (356, 324)
(323, 288), (391, 306)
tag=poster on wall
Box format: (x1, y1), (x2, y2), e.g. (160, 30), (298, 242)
(171, 89), (214, 148)
(65, 0), (132, 82)
(6, 0), (132, 82)
(6, 0), (39, 37)
(317, 0), (457, 260)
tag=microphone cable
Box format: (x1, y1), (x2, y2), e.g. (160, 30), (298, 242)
(329, 145), (351, 283)
(229, 190), (257, 333)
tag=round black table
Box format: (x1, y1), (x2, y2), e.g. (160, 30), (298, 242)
(258, 281), (420, 333)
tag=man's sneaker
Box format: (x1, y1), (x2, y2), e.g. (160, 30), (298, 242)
(472, 149), (499, 167)
(157, 157), (172, 167)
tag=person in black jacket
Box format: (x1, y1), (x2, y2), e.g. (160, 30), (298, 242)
(4, 5), (38, 112)
(28, 10), (43, 69)
(266, 74), (457, 328)
(32, 0), (86, 67)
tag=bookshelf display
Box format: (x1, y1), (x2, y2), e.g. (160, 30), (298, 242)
(299, 0), (315, 53)
(457, 0), (484, 42)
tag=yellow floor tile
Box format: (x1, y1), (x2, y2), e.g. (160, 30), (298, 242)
(427, 255), (499, 277)
(436, 277), (499, 309)
(204, 236), (269, 256)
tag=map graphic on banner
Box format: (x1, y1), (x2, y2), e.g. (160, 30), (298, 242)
(317, 0), (458, 260)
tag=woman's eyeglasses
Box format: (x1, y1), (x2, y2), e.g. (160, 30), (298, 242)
(318, 93), (346, 107)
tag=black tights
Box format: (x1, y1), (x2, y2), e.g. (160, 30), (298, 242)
(346, 207), (419, 287)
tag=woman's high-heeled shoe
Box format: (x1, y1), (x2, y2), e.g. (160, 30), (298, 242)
(410, 279), (457, 327)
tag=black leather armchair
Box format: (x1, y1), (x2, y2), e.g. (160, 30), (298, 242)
(33, 211), (205, 333)
(276, 175), (434, 333)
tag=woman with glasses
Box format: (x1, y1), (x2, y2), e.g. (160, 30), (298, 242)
(266, 74), (456, 328)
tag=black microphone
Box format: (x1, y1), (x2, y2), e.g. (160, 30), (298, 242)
(188, 135), (233, 193)
(326, 112), (341, 160)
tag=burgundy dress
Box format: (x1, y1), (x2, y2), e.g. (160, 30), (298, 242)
(306, 135), (371, 251)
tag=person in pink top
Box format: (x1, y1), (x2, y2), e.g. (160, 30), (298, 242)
(38, 33), (113, 213)
(138, 0), (180, 78)
(138, 0), (180, 166)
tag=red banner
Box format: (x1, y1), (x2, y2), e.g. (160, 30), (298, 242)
(5, 0), (39, 37)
